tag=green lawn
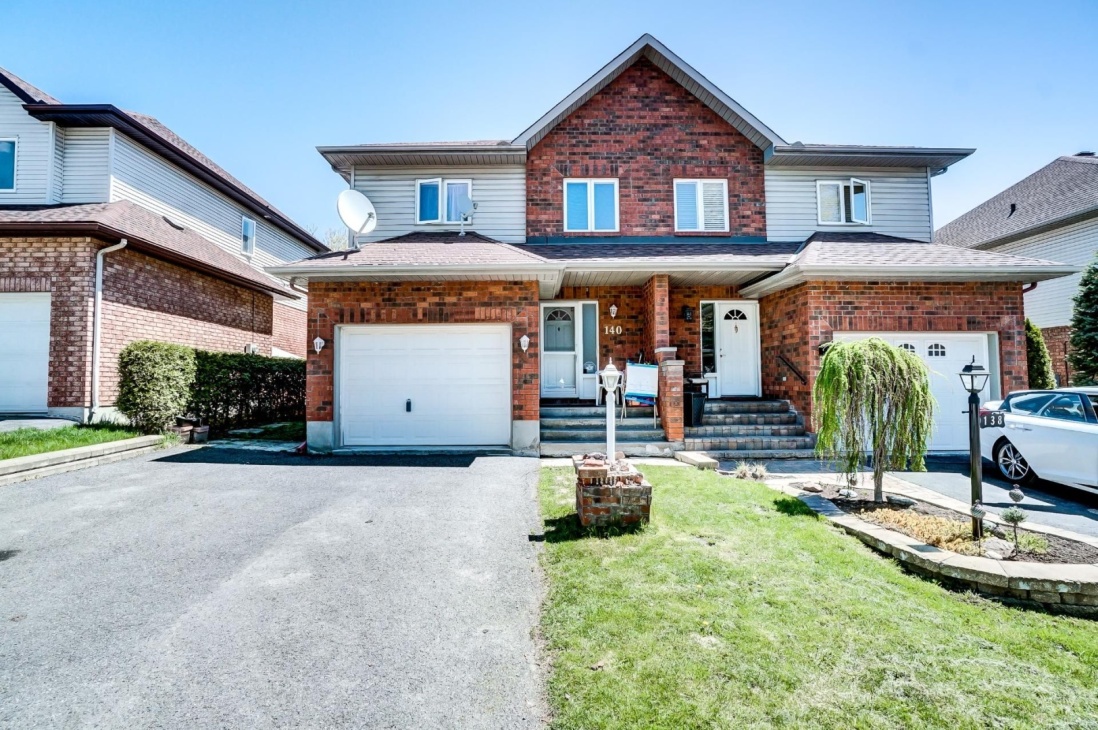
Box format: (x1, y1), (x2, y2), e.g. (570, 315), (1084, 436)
(538, 466), (1098, 730)
(0, 424), (142, 460)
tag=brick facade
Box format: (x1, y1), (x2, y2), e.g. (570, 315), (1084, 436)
(1, 234), (278, 412)
(759, 281), (1028, 424)
(305, 280), (540, 426)
(526, 58), (766, 239)
(1040, 325), (1073, 386)
(273, 302), (308, 358)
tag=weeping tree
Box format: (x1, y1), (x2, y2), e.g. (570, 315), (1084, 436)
(813, 338), (935, 502)
(1025, 318), (1056, 390)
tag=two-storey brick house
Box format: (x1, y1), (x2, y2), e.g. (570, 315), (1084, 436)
(272, 35), (1076, 456)
(0, 68), (325, 422)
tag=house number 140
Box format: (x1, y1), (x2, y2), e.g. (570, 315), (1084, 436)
(604, 325), (623, 335)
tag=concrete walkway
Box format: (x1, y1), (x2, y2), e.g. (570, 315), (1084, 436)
(0, 447), (546, 729)
(0, 417), (75, 433)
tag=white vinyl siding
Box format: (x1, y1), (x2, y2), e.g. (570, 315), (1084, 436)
(0, 85), (53, 203)
(765, 167), (932, 242)
(109, 132), (315, 269)
(351, 165), (526, 244)
(995, 216), (1098, 329)
(674, 179), (729, 232)
(61, 128), (111, 202)
(50, 124), (65, 202)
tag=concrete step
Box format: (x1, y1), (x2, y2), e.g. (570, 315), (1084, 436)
(703, 400), (792, 415)
(697, 412), (802, 426)
(539, 440), (680, 458)
(541, 428), (667, 442)
(707, 449), (819, 460)
(683, 435), (817, 452)
(540, 417), (660, 430)
(540, 406), (655, 419)
(685, 424), (806, 438)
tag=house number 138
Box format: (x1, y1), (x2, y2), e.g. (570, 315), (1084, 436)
(604, 325), (623, 335)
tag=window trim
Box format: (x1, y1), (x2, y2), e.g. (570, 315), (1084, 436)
(241, 215), (256, 256)
(673, 178), (730, 233)
(0, 137), (17, 192)
(816, 178), (872, 226)
(563, 178), (620, 233)
(415, 178), (474, 225)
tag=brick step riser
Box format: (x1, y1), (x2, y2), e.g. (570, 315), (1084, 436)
(540, 407), (655, 419)
(696, 413), (802, 426)
(685, 425), (807, 437)
(541, 419), (661, 430)
(684, 436), (817, 451)
(703, 402), (791, 415)
(543, 430), (667, 442)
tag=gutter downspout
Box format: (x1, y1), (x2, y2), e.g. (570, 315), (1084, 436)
(90, 239), (128, 422)
(1022, 282), (1038, 294)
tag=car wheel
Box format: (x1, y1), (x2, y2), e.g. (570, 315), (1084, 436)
(994, 439), (1036, 485)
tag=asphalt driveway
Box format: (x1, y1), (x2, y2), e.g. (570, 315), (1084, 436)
(0, 447), (546, 728)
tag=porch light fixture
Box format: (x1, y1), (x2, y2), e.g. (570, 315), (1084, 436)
(959, 356), (990, 541)
(313, 336), (326, 355)
(609, 304), (618, 319)
(681, 305), (695, 322)
(519, 334), (530, 353)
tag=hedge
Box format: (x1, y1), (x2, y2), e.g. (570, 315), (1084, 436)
(188, 351), (305, 431)
(116, 341), (197, 432)
(116, 342), (304, 433)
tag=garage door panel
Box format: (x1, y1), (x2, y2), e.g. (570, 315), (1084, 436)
(339, 325), (511, 447)
(0, 293), (50, 413)
(833, 332), (990, 451)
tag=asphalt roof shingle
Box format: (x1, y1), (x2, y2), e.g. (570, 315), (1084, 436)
(0, 201), (296, 297)
(936, 155), (1098, 249)
(515, 242), (798, 266)
(284, 231), (550, 269)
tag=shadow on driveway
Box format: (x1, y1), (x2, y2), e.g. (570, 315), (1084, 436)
(154, 447), (479, 469)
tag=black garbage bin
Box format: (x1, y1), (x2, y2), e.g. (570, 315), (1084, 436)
(685, 390), (706, 427)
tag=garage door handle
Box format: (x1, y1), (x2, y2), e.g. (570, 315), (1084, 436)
(406, 399), (412, 413)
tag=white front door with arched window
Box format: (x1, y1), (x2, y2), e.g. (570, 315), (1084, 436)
(542, 305), (578, 397)
(716, 301), (761, 397)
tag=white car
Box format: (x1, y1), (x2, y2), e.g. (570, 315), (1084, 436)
(981, 387), (1098, 494)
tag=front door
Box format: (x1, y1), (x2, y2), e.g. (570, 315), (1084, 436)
(541, 305), (578, 397)
(717, 302), (760, 397)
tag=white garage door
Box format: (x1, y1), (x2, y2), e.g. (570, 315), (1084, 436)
(0, 293), (51, 413)
(833, 332), (991, 451)
(339, 324), (512, 447)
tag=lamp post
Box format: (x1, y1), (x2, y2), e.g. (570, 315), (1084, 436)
(959, 358), (991, 541)
(601, 359), (621, 465)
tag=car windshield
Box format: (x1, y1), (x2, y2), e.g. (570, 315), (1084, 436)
(1006, 392), (1055, 414)
(1039, 394), (1089, 423)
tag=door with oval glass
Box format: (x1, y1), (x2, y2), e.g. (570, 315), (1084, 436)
(717, 301), (760, 397)
(542, 305), (578, 397)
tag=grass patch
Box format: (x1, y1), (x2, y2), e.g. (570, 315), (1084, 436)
(537, 466), (1098, 729)
(0, 424), (142, 460)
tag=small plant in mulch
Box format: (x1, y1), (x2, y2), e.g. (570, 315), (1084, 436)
(732, 461), (769, 481)
(1000, 506), (1027, 546)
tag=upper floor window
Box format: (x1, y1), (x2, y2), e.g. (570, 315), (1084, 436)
(674, 179), (728, 232)
(241, 216), (256, 255)
(817, 178), (871, 225)
(0, 139), (16, 191)
(416, 178), (472, 224)
(564, 179), (618, 232)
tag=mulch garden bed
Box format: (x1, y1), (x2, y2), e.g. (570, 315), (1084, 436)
(791, 482), (1098, 565)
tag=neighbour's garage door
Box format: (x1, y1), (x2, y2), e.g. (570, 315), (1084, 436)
(339, 324), (511, 447)
(832, 332), (991, 451)
(0, 293), (51, 413)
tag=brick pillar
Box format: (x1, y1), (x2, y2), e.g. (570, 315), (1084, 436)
(658, 359), (685, 442)
(643, 274), (671, 354)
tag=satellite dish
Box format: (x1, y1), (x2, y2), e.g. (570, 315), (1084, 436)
(454, 191), (477, 236)
(336, 189), (378, 235)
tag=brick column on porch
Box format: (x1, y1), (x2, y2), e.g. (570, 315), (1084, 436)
(657, 356), (685, 442)
(643, 274), (684, 441)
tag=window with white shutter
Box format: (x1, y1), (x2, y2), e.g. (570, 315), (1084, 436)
(674, 179), (729, 232)
(816, 178), (872, 225)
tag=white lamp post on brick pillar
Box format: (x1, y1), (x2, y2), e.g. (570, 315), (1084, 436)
(601, 359), (621, 464)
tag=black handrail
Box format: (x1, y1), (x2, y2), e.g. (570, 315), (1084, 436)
(777, 354), (808, 385)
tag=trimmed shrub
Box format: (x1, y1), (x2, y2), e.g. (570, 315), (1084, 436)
(1025, 318), (1056, 390)
(116, 341), (197, 432)
(188, 351), (305, 432)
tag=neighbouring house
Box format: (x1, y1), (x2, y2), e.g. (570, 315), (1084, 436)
(270, 34), (1077, 456)
(937, 153), (1098, 385)
(0, 67), (326, 422)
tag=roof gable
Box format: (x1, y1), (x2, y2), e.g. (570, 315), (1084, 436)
(512, 34), (785, 152)
(936, 155), (1098, 249)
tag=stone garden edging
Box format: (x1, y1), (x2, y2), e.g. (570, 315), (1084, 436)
(765, 479), (1098, 614)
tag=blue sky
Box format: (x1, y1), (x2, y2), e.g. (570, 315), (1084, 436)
(5, 0), (1096, 238)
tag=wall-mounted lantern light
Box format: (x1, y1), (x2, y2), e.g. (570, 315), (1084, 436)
(681, 305), (695, 322)
(519, 334), (530, 353)
(313, 336), (326, 354)
(609, 304), (618, 319)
